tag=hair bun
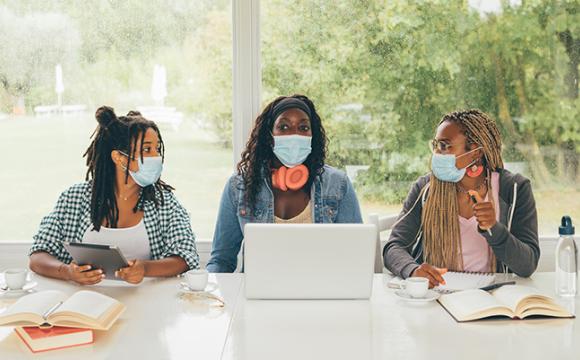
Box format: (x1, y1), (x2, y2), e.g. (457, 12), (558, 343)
(95, 106), (117, 128)
(126, 110), (142, 117)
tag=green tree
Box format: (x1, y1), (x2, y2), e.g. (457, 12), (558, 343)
(0, 7), (79, 112)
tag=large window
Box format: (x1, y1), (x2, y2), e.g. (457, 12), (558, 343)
(262, 0), (580, 235)
(0, 1), (232, 240)
(1, 1), (578, 242)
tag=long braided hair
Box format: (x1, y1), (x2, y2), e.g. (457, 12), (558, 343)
(84, 106), (174, 231)
(236, 94), (327, 213)
(421, 109), (504, 272)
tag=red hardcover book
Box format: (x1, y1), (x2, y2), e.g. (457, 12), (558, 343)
(15, 326), (94, 353)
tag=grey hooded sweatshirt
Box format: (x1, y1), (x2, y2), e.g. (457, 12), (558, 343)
(383, 168), (540, 279)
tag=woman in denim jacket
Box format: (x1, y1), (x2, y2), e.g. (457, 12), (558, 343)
(207, 95), (363, 273)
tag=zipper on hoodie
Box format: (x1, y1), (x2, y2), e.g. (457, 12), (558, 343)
(502, 182), (519, 274)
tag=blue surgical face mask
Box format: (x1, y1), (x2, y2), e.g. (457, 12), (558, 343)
(272, 135), (312, 168)
(430, 147), (481, 183)
(120, 152), (163, 187)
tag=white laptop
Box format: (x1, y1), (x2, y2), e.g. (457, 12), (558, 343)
(244, 223), (376, 300)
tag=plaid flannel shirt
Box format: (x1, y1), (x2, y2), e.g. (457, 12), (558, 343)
(30, 182), (199, 271)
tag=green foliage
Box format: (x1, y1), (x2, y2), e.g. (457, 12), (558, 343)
(261, 0), (580, 201)
(0, 0), (578, 201)
(0, 0), (231, 139)
(0, 7), (80, 99)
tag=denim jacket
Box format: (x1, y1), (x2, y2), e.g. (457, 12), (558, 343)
(207, 165), (363, 273)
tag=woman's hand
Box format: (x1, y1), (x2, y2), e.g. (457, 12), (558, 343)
(64, 262), (105, 285)
(115, 260), (146, 284)
(468, 190), (497, 231)
(411, 263), (447, 288)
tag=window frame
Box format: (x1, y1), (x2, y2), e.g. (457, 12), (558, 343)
(232, 0), (262, 167)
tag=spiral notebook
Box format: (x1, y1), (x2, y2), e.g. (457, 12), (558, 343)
(388, 271), (496, 293)
(435, 272), (496, 293)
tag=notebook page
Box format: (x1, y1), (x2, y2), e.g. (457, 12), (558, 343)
(0, 290), (67, 320)
(55, 290), (118, 320)
(435, 272), (495, 292)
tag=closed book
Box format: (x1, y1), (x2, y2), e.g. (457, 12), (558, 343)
(15, 326), (94, 353)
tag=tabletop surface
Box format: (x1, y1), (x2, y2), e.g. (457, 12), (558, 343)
(1, 272), (578, 360)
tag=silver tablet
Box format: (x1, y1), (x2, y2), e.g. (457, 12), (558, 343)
(64, 242), (130, 280)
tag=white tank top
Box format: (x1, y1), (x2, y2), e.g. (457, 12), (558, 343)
(82, 219), (151, 261)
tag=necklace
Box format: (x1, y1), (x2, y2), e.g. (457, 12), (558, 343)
(118, 189), (139, 201)
(456, 177), (488, 194)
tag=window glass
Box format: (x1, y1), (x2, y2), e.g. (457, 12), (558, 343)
(0, 1), (233, 240)
(262, 0), (580, 235)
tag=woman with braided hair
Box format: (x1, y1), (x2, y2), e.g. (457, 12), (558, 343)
(207, 94), (363, 273)
(29, 106), (199, 285)
(384, 109), (539, 287)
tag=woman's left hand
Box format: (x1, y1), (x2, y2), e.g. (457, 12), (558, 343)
(115, 260), (146, 284)
(468, 190), (497, 231)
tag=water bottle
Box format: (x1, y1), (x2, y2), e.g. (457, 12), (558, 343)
(555, 216), (577, 296)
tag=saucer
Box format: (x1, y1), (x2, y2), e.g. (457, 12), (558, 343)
(394, 289), (440, 303)
(0, 281), (38, 297)
(179, 282), (218, 293)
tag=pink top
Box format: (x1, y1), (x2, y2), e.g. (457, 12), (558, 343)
(459, 172), (500, 273)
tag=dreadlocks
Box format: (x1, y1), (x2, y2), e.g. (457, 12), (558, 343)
(84, 106), (173, 231)
(236, 94), (327, 213)
(421, 109), (504, 272)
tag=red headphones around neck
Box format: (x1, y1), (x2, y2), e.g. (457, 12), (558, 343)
(271, 165), (309, 191)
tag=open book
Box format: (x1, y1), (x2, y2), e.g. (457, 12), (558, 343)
(0, 290), (125, 330)
(438, 285), (574, 322)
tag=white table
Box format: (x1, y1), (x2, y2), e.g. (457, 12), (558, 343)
(222, 273), (579, 360)
(1, 273), (579, 360)
(0, 274), (242, 360)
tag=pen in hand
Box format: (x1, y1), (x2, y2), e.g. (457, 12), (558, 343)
(469, 194), (493, 236)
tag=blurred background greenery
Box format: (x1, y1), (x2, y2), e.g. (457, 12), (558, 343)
(0, 0), (578, 239)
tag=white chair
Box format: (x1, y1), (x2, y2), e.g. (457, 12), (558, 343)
(367, 213), (398, 273)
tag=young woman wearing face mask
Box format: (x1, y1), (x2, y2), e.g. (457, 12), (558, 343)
(206, 94), (363, 273)
(29, 106), (199, 285)
(383, 109), (539, 287)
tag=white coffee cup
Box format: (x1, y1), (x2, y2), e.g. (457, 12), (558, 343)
(401, 277), (429, 298)
(186, 269), (209, 291)
(4, 268), (28, 290)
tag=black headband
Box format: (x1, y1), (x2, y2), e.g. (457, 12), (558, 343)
(270, 97), (312, 123)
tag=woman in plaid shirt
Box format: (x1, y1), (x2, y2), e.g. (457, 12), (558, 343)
(29, 106), (199, 285)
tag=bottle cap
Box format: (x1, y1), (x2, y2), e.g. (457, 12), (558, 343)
(559, 216), (575, 235)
